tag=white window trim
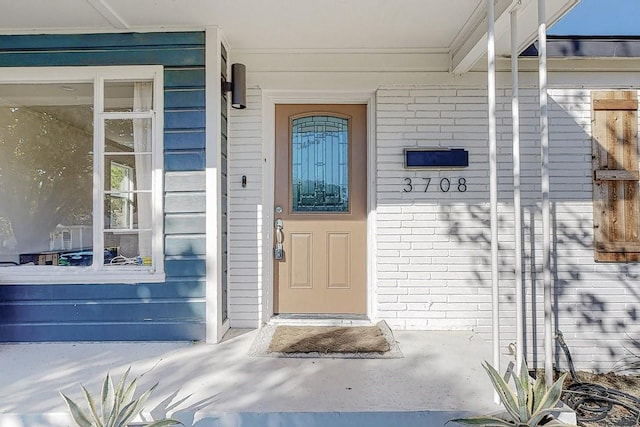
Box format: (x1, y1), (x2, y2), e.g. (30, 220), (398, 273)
(0, 66), (165, 284)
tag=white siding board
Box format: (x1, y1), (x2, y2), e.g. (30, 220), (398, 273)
(165, 171), (205, 192)
(165, 192), (206, 213)
(227, 88), (263, 328)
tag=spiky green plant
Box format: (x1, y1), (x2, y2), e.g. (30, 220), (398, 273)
(449, 361), (577, 426)
(60, 367), (182, 427)
(612, 334), (640, 374)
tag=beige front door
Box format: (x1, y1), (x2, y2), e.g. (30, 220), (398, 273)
(274, 104), (367, 314)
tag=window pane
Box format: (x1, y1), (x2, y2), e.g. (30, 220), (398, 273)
(291, 115), (349, 213)
(103, 115), (153, 264)
(105, 118), (152, 152)
(104, 115), (152, 239)
(0, 83), (93, 266)
(105, 193), (133, 230)
(104, 231), (152, 267)
(104, 80), (153, 112)
(104, 192), (151, 230)
(104, 154), (152, 191)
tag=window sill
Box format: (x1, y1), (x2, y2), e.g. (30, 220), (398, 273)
(0, 266), (166, 284)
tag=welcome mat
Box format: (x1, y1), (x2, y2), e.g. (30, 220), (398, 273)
(248, 321), (403, 359)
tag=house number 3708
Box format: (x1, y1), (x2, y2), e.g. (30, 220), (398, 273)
(402, 177), (467, 193)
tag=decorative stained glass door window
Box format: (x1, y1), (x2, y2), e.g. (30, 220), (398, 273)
(291, 115), (349, 213)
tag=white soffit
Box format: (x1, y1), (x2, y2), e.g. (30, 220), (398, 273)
(0, 0), (579, 72)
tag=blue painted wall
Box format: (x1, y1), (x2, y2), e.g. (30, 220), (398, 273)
(0, 32), (207, 341)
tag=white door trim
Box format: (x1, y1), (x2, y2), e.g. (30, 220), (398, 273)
(261, 90), (377, 324)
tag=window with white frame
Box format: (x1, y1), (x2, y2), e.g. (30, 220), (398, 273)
(0, 67), (164, 282)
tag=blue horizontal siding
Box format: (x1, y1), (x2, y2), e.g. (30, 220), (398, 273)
(165, 69), (205, 88)
(0, 32), (205, 50)
(1, 301), (205, 322)
(0, 49), (204, 67)
(165, 90), (205, 109)
(165, 236), (206, 256)
(164, 108), (206, 172)
(0, 323), (204, 342)
(0, 31), (207, 342)
(165, 152), (206, 171)
(165, 110), (205, 130)
(165, 259), (206, 278)
(165, 131), (205, 150)
(222, 115), (228, 138)
(0, 280), (205, 301)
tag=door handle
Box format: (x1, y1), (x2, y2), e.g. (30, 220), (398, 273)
(274, 219), (284, 260)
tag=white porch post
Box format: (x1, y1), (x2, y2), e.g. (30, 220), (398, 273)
(487, 0), (500, 377)
(511, 7), (524, 374)
(538, 0), (553, 385)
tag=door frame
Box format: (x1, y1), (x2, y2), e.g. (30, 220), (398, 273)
(261, 90), (377, 323)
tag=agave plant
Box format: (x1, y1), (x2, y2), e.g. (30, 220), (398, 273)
(60, 367), (182, 427)
(449, 361), (576, 426)
(612, 334), (640, 374)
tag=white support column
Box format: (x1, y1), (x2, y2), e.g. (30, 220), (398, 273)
(511, 7), (524, 374)
(487, 0), (500, 377)
(538, 0), (553, 385)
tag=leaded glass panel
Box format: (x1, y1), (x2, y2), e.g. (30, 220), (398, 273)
(291, 115), (349, 213)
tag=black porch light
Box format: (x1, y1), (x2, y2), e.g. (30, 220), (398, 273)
(221, 63), (247, 109)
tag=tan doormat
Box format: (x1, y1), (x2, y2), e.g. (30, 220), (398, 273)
(248, 321), (403, 359)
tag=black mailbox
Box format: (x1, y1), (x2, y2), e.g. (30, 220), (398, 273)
(404, 148), (469, 169)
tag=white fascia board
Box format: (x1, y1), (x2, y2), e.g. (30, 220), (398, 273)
(451, 0), (515, 74)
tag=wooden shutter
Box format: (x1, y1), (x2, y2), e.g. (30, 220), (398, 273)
(592, 90), (640, 261)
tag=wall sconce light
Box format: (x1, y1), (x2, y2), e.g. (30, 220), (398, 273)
(221, 63), (247, 109)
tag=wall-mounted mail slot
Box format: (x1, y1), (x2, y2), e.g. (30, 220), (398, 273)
(404, 148), (469, 169)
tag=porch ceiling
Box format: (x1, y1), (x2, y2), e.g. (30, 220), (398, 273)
(1, 0), (578, 72)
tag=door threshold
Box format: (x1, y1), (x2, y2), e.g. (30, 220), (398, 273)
(269, 314), (373, 327)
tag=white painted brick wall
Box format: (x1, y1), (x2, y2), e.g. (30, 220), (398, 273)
(226, 82), (640, 371)
(543, 89), (640, 372)
(375, 85), (640, 371)
(376, 87), (502, 334)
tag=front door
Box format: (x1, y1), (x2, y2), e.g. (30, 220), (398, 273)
(274, 104), (367, 314)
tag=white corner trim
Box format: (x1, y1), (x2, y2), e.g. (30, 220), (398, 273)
(205, 27), (225, 343)
(366, 94), (378, 323)
(261, 92), (275, 326)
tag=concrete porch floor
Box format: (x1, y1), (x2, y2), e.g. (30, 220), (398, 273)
(0, 328), (506, 427)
